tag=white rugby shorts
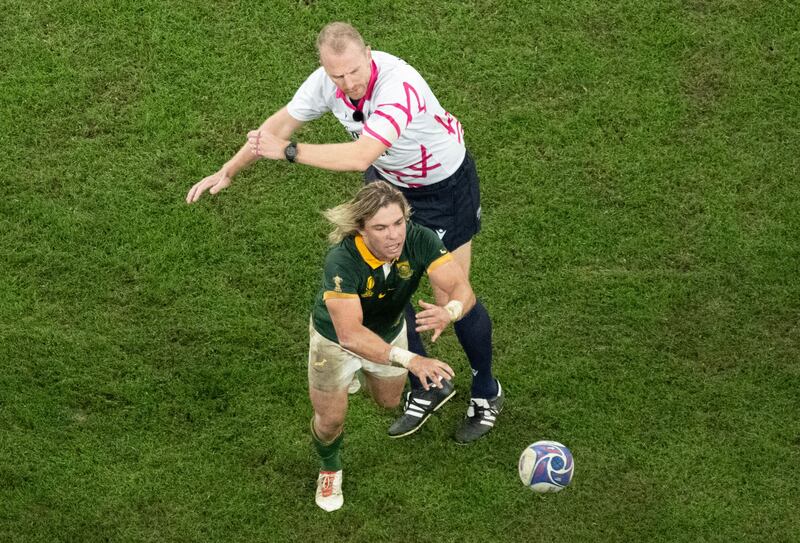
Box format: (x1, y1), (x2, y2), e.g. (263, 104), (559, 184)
(307, 319), (408, 392)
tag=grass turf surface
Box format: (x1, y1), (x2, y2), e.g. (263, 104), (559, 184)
(2, 1), (799, 541)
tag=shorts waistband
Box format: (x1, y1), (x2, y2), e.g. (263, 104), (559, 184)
(396, 151), (473, 195)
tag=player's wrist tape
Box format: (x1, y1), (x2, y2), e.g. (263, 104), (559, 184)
(444, 300), (464, 322)
(389, 346), (415, 368)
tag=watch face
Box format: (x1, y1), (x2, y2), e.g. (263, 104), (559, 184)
(285, 143), (297, 162)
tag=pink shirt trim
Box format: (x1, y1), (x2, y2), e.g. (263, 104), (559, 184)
(335, 60), (379, 112)
(372, 110), (402, 138)
(363, 125), (393, 148)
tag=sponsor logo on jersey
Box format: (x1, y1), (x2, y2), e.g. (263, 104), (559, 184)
(333, 276), (343, 292)
(435, 229), (447, 239)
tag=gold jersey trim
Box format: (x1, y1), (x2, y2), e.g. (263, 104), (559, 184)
(323, 291), (360, 300)
(354, 235), (386, 269)
(426, 253), (453, 274)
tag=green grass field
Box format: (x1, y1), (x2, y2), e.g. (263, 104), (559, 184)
(2, 1), (799, 541)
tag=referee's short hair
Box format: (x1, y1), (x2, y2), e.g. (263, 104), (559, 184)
(324, 181), (411, 244)
(316, 22), (367, 56)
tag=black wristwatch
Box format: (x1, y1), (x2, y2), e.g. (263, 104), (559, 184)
(284, 141), (298, 163)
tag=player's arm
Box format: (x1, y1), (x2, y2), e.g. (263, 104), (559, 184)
(325, 297), (394, 363)
(186, 107), (305, 204)
(247, 130), (387, 172)
(416, 259), (477, 342)
(326, 296), (454, 389)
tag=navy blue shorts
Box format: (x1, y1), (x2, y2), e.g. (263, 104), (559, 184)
(364, 151), (482, 251)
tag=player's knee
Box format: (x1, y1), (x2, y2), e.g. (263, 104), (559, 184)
(315, 413), (345, 438)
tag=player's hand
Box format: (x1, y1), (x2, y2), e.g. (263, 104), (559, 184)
(407, 356), (454, 391)
(186, 169), (232, 204)
(414, 299), (451, 342)
(247, 129), (288, 160)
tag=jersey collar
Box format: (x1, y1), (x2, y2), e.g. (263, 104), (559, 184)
(336, 60), (379, 109)
(355, 234), (391, 269)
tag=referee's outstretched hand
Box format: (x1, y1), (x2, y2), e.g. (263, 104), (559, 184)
(186, 169), (232, 204)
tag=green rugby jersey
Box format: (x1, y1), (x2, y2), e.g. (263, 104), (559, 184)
(312, 221), (453, 343)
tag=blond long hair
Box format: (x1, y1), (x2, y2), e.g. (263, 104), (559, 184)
(324, 181), (411, 244)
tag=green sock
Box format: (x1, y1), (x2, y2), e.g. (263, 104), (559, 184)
(311, 419), (343, 471)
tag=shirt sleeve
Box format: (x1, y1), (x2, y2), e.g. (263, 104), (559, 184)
(407, 223), (450, 272)
(321, 249), (361, 300)
(286, 68), (332, 122)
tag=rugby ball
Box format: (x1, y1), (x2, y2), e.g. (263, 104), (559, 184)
(518, 440), (574, 492)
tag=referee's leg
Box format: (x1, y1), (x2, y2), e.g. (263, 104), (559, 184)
(432, 240), (498, 400)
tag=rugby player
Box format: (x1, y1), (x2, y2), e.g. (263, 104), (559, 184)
(309, 181), (474, 510)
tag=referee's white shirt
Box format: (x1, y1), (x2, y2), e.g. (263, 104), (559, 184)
(287, 51), (466, 188)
